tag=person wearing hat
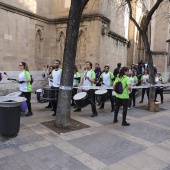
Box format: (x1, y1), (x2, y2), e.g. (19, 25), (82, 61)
(18, 62), (33, 116)
(99, 65), (115, 112)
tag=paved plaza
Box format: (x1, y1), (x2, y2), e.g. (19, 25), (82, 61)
(1, 94), (170, 170)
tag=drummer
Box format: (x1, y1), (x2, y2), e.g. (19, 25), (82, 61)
(51, 60), (62, 116)
(74, 61), (98, 117)
(99, 65), (115, 112)
(71, 65), (81, 106)
(18, 62), (33, 116)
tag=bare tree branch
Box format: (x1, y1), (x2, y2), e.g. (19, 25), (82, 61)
(144, 0), (164, 32)
(126, 0), (143, 34)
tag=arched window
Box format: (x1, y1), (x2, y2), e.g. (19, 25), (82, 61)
(76, 30), (86, 64)
(35, 29), (43, 70)
(57, 31), (65, 63)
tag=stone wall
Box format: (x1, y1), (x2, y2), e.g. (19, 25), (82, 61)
(0, 0), (51, 17)
(151, 3), (169, 52)
(0, 0), (128, 93)
(0, 8), (51, 71)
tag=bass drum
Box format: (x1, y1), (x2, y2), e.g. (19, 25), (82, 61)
(73, 92), (89, 108)
(95, 89), (108, 103)
(42, 87), (59, 100)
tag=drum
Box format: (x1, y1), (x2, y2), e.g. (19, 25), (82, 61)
(95, 89), (108, 103)
(6, 91), (22, 97)
(42, 87), (59, 100)
(73, 92), (89, 108)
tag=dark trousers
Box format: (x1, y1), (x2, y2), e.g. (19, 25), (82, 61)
(141, 88), (150, 101)
(114, 97), (129, 123)
(129, 89), (137, 107)
(72, 88), (78, 105)
(22, 92), (32, 112)
(100, 89), (114, 110)
(79, 89), (97, 115)
(51, 87), (59, 114)
(155, 87), (163, 102)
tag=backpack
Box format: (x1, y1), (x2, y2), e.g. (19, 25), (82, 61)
(30, 75), (34, 85)
(114, 77), (126, 94)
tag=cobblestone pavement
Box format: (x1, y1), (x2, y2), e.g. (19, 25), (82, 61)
(1, 93), (170, 170)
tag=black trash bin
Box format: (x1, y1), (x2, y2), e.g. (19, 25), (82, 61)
(0, 96), (26, 136)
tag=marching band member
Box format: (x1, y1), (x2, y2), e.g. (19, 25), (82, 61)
(74, 61), (98, 117)
(51, 60), (62, 116)
(18, 62), (33, 117)
(45, 65), (55, 108)
(99, 65), (115, 112)
(155, 72), (164, 103)
(71, 65), (81, 106)
(139, 69), (149, 103)
(128, 70), (138, 108)
(113, 67), (131, 126)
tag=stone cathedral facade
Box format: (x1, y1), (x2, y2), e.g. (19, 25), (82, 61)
(0, 0), (169, 93)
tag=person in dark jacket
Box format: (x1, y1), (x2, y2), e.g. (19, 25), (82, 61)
(113, 63), (121, 78)
(94, 63), (102, 84)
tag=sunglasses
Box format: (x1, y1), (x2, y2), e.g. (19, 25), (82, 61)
(19, 64), (23, 66)
(55, 63), (59, 64)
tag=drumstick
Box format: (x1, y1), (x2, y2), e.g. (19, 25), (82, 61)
(4, 72), (17, 82)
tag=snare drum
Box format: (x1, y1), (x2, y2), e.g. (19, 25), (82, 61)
(73, 92), (89, 108)
(95, 89), (108, 103)
(42, 87), (59, 100)
(6, 91), (22, 97)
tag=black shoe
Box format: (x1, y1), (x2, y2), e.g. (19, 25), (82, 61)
(121, 122), (130, 126)
(52, 113), (56, 116)
(161, 101), (163, 103)
(91, 114), (97, 117)
(98, 107), (104, 109)
(91, 112), (98, 117)
(71, 103), (75, 106)
(25, 112), (33, 117)
(74, 108), (81, 112)
(45, 105), (51, 108)
(51, 109), (54, 111)
(139, 101), (143, 103)
(113, 120), (118, 123)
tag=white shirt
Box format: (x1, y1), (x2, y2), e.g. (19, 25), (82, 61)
(52, 69), (62, 87)
(130, 77), (135, 86)
(102, 72), (111, 87)
(48, 78), (53, 87)
(18, 71), (28, 92)
(83, 70), (93, 87)
(73, 74), (77, 86)
(142, 74), (149, 85)
(155, 77), (163, 88)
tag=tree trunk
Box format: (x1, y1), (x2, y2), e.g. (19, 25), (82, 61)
(55, 0), (89, 127)
(142, 33), (155, 110)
